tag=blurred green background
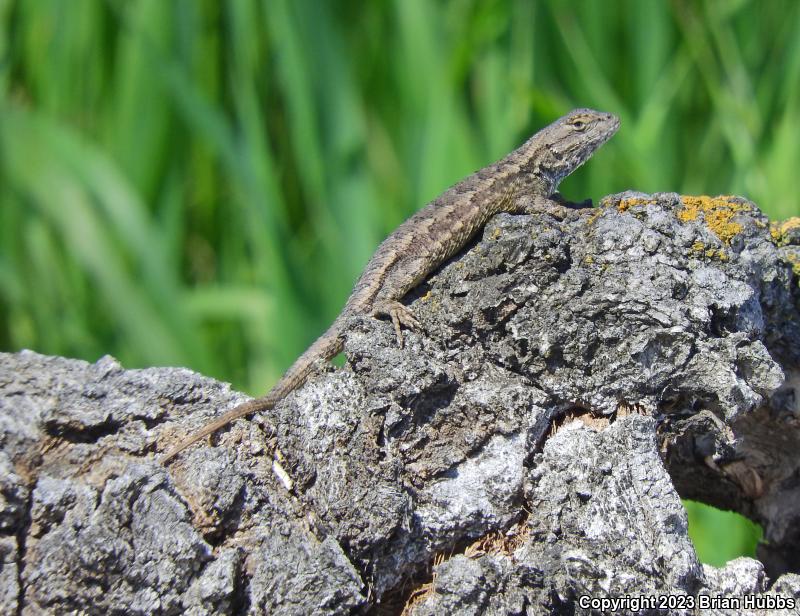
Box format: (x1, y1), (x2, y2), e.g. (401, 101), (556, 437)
(0, 0), (792, 567)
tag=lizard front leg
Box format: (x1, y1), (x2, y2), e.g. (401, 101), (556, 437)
(372, 299), (421, 348)
(515, 193), (593, 219)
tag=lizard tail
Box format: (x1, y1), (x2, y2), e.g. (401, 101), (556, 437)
(161, 323), (345, 464)
(161, 396), (275, 463)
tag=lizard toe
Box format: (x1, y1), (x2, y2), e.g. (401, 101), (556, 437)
(372, 300), (421, 347)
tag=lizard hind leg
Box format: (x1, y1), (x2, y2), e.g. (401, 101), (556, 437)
(371, 299), (421, 348)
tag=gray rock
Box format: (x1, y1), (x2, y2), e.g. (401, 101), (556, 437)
(1, 193), (799, 614)
(0, 535), (18, 614)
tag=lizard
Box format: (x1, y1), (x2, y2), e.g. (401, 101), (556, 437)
(161, 108), (619, 463)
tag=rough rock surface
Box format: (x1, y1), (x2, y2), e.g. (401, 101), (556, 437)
(1, 192), (800, 614)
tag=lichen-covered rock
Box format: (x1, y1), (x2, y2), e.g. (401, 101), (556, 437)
(412, 415), (703, 615)
(0, 352), (366, 614)
(1, 193), (799, 614)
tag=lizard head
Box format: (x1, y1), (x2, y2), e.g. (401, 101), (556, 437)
(523, 108), (620, 194)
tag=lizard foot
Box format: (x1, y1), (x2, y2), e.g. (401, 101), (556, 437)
(372, 299), (421, 348)
(544, 194), (594, 219)
(515, 194), (593, 220)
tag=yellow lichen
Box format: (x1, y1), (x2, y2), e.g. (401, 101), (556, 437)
(780, 217), (800, 232)
(616, 197), (656, 213)
(598, 195), (614, 208)
(711, 249), (729, 262)
(770, 217), (800, 247)
(783, 252), (800, 279)
(689, 240), (729, 262)
(677, 195), (748, 245)
(586, 208), (605, 226)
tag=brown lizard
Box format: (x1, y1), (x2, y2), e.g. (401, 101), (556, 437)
(162, 108), (619, 463)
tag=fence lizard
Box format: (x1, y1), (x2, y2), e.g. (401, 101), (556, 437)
(162, 108), (619, 462)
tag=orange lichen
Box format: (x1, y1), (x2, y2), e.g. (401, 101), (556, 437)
(677, 195), (748, 245)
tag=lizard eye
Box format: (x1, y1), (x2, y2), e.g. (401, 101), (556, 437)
(570, 119), (587, 131)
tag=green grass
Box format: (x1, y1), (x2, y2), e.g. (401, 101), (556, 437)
(1, 0), (797, 567)
(684, 500), (763, 567)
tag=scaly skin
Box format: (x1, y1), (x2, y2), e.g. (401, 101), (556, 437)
(162, 108), (619, 463)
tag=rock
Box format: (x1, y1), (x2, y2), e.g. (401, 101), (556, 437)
(1, 193), (799, 614)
